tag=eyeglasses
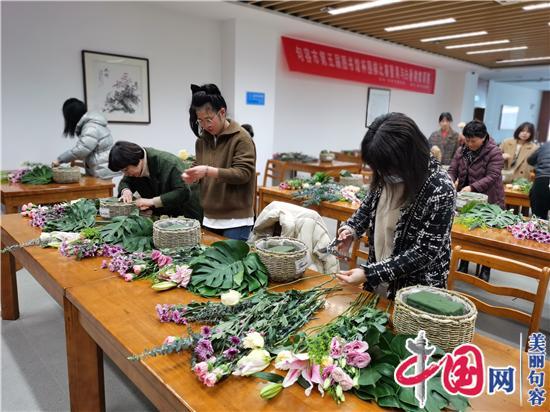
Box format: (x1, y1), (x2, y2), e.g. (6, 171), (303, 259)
(196, 110), (221, 127)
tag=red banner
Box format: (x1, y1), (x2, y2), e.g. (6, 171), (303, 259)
(282, 36), (436, 94)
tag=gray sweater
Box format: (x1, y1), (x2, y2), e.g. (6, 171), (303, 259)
(58, 112), (118, 179)
(527, 142), (550, 178)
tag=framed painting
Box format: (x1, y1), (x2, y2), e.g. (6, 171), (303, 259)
(366, 87), (391, 127)
(82, 50), (150, 123)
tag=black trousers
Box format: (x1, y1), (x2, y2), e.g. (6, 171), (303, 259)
(530, 177), (550, 219)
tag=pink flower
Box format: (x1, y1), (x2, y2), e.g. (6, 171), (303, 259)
(330, 337), (343, 358)
(202, 372), (217, 387)
(21, 204), (27, 212)
(157, 255), (173, 268)
(346, 351), (371, 368)
(163, 336), (177, 346)
(331, 367), (355, 391)
(173, 265), (192, 287)
(321, 364), (335, 380)
(343, 340), (369, 354)
(122, 273), (134, 282)
(193, 361), (209, 378)
(151, 250), (162, 261)
(133, 264), (144, 275)
(101, 260), (108, 269)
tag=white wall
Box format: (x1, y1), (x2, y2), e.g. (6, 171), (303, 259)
(484, 81), (542, 143)
(1, 1), (222, 169)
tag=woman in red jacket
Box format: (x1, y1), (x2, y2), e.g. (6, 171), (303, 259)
(448, 120), (504, 281)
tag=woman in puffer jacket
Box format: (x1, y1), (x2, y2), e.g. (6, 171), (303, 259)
(53, 98), (118, 179)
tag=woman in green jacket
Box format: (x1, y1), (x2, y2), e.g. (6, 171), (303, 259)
(108, 141), (202, 220)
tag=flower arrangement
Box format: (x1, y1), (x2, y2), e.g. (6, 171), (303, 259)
(254, 293), (470, 411)
(130, 284), (338, 387)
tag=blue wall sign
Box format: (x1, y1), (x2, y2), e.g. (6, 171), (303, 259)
(246, 91), (265, 106)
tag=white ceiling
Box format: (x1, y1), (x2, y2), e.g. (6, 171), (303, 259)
(479, 66), (550, 90)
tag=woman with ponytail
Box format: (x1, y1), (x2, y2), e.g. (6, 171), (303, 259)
(182, 84), (256, 240)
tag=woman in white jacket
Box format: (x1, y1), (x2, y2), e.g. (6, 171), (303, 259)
(53, 98), (117, 179)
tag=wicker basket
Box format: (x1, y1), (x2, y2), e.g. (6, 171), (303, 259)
(98, 198), (137, 219)
(319, 151), (335, 162)
(52, 166), (81, 183)
(339, 174), (364, 187)
(255, 237), (309, 282)
(456, 192), (488, 210)
(153, 218), (201, 249)
(393, 286), (477, 353)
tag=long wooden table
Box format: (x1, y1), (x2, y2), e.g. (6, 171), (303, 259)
(0, 214), (224, 320)
(1, 176), (114, 213)
(258, 186), (550, 268)
(504, 189), (531, 213)
(66, 271), (543, 411)
(1, 213), (545, 411)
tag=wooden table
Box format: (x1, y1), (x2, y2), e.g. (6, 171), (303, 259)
(65, 273), (542, 411)
(258, 186), (550, 268)
(0, 213), (224, 320)
(1, 176), (114, 213)
(505, 189), (531, 215)
(2, 213), (545, 411)
(279, 159), (362, 178)
(334, 151), (362, 164)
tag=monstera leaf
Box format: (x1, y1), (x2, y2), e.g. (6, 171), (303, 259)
(188, 239), (268, 297)
(100, 214), (154, 252)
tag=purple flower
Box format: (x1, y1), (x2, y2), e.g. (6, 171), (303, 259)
(229, 336), (241, 345)
(195, 338), (214, 361)
(101, 260), (108, 269)
(200, 326), (212, 337)
(321, 364), (335, 380)
(156, 304), (172, 323)
(223, 347), (240, 360)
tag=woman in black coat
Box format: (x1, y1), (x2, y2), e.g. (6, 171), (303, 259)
(336, 113), (456, 299)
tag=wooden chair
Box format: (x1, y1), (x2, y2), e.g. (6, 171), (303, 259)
(349, 235), (369, 269)
(448, 246), (550, 351)
(262, 159), (286, 187)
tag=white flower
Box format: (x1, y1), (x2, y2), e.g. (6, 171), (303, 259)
(232, 349), (271, 376)
(315, 182), (322, 187)
(39, 233), (52, 243)
(178, 149), (189, 160)
(220, 290), (241, 306)
(274, 350), (294, 370)
(243, 331), (265, 349)
(302, 183), (311, 189)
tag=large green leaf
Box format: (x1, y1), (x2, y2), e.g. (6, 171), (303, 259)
(188, 240), (268, 297)
(358, 367), (381, 386)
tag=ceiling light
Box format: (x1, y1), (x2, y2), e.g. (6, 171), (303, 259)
(467, 46), (527, 54)
(446, 40), (510, 49)
(327, 0), (402, 16)
(497, 56), (550, 63)
(421, 31), (487, 42)
(385, 18), (456, 32)
(523, 2), (550, 11)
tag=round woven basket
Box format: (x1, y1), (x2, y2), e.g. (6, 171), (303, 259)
(456, 192), (488, 210)
(393, 286), (477, 353)
(153, 218), (201, 249)
(339, 174), (364, 187)
(255, 237), (309, 282)
(52, 167), (81, 183)
(319, 152), (335, 162)
(98, 198), (137, 219)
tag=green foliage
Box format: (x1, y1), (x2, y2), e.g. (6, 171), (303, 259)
(188, 240), (269, 297)
(43, 200), (97, 232)
(100, 214), (154, 252)
(293, 183), (345, 206)
(456, 202), (521, 230)
(20, 164), (53, 185)
(510, 178), (532, 194)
